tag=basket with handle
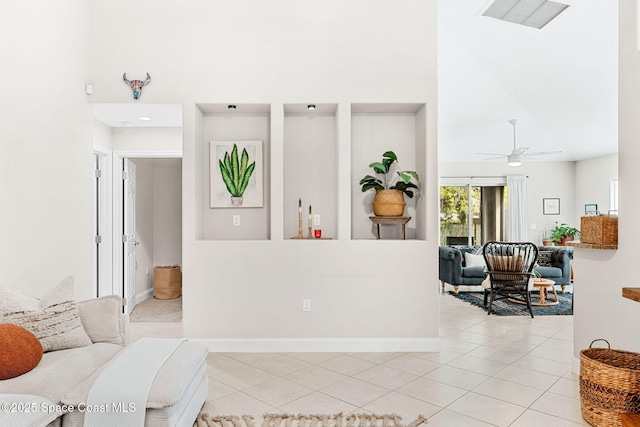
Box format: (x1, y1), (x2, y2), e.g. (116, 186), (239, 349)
(579, 339), (640, 427)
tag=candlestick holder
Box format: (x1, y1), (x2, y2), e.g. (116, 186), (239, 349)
(298, 216), (303, 238)
(308, 225), (313, 239)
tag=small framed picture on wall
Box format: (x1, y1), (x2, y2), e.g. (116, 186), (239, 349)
(585, 204), (598, 215)
(543, 198), (560, 215)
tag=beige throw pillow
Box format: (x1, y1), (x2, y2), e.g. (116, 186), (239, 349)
(0, 276), (92, 352)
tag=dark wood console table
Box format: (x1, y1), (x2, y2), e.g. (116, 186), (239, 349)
(369, 216), (411, 240)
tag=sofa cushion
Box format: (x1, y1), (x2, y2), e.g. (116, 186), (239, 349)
(61, 341), (209, 409)
(0, 342), (123, 404)
(0, 324), (43, 380)
(77, 295), (125, 345)
(462, 266), (486, 278)
(0, 277), (92, 352)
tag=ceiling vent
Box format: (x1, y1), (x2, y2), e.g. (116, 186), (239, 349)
(483, 0), (569, 29)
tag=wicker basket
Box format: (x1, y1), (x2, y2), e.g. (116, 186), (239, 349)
(372, 189), (406, 217)
(581, 214), (618, 245)
(580, 339), (640, 427)
(154, 265), (182, 300)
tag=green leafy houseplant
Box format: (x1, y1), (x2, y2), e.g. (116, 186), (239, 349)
(219, 144), (256, 203)
(550, 222), (580, 245)
(359, 151), (420, 198)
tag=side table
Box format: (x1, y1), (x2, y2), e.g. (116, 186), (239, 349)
(369, 216), (411, 240)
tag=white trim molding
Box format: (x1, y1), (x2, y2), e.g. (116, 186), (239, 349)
(192, 337), (440, 353)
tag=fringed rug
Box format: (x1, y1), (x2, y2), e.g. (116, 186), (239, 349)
(449, 291), (573, 316)
(194, 413), (428, 427)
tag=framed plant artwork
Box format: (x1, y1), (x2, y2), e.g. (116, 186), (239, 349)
(543, 198), (560, 215)
(210, 140), (263, 208)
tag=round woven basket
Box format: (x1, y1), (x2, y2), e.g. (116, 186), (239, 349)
(372, 190), (406, 217)
(579, 339), (640, 427)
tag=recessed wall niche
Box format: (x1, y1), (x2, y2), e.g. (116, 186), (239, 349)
(283, 104), (338, 240)
(197, 103), (271, 240)
(351, 103), (427, 240)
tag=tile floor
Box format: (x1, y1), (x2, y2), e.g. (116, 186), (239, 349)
(130, 285), (586, 427)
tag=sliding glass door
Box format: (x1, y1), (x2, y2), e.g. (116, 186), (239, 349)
(440, 183), (507, 246)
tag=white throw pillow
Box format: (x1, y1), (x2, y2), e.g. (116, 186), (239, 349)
(464, 252), (486, 268)
(0, 276), (92, 352)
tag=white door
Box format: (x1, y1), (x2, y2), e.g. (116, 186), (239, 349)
(123, 159), (137, 314)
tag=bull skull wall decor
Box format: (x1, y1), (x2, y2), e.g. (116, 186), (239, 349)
(123, 73), (151, 100)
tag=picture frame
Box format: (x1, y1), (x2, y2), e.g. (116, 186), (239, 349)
(585, 204), (598, 216)
(543, 198), (560, 215)
(210, 140), (263, 208)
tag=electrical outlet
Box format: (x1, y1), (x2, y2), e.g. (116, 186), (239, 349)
(145, 267), (149, 275)
(313, 214), (321, 226)
(302, 299), (311, 312)
(233, 215), (240, 226)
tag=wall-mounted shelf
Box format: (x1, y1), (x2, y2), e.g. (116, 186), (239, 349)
(565, 241), (618, 250)
(622, 288), (640, 303)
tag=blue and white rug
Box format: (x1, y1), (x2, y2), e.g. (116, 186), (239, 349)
(449, 291), (573, 316)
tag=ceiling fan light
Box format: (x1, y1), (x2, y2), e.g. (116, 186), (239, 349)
(508, 154), (522, 167)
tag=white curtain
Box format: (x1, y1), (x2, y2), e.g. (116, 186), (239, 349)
(507, 175), (529, 241)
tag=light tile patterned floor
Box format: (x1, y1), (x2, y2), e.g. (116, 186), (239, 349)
(129, 285), (588, 426)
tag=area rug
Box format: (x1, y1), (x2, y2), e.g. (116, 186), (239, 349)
(449, 291), (573, 316)
(130, 296), (182, 322)
(194, 413), (427, 427)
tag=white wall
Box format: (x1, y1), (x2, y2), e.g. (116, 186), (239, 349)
(0, 1), (93, 299)
(574, 154), (617, 217)
(572, 0), (640, 369)
(88, 0), (438, 350)
(153, 159), (182, 267)
(439, 161), (577, 244)
(112, 128), (182, 152)
(93, 119), (112, 149)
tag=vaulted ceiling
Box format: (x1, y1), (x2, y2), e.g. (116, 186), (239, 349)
(438, 0), (618, 163)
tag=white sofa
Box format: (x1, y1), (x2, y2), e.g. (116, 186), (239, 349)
(0, 295), (208, 427)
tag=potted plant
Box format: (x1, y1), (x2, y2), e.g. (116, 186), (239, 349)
(359, 151), (420, 216)
(550, 222), (580, 245)
(541, 228), (553, 246)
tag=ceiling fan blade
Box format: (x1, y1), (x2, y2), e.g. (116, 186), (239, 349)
(480, 155), (508, 161)
(513, 147), (529, 155)
(475, 152), (507, 157)
(522, 150), (562, 157)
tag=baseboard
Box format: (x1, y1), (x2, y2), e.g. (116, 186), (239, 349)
(134, 288), (154, 306)
(192, 337), (440, 353)
(572, 355), (580, 375)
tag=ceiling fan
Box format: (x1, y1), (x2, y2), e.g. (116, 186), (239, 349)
(476, 119), (562, 167)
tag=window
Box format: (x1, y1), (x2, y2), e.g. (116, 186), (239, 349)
(609, 178), (619, 212)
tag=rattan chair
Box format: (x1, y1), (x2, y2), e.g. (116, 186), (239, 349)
(482, 241), (539, 318)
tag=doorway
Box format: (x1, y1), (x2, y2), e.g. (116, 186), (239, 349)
(122, 156), (183, 316)
(439, 183), (507, 246)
